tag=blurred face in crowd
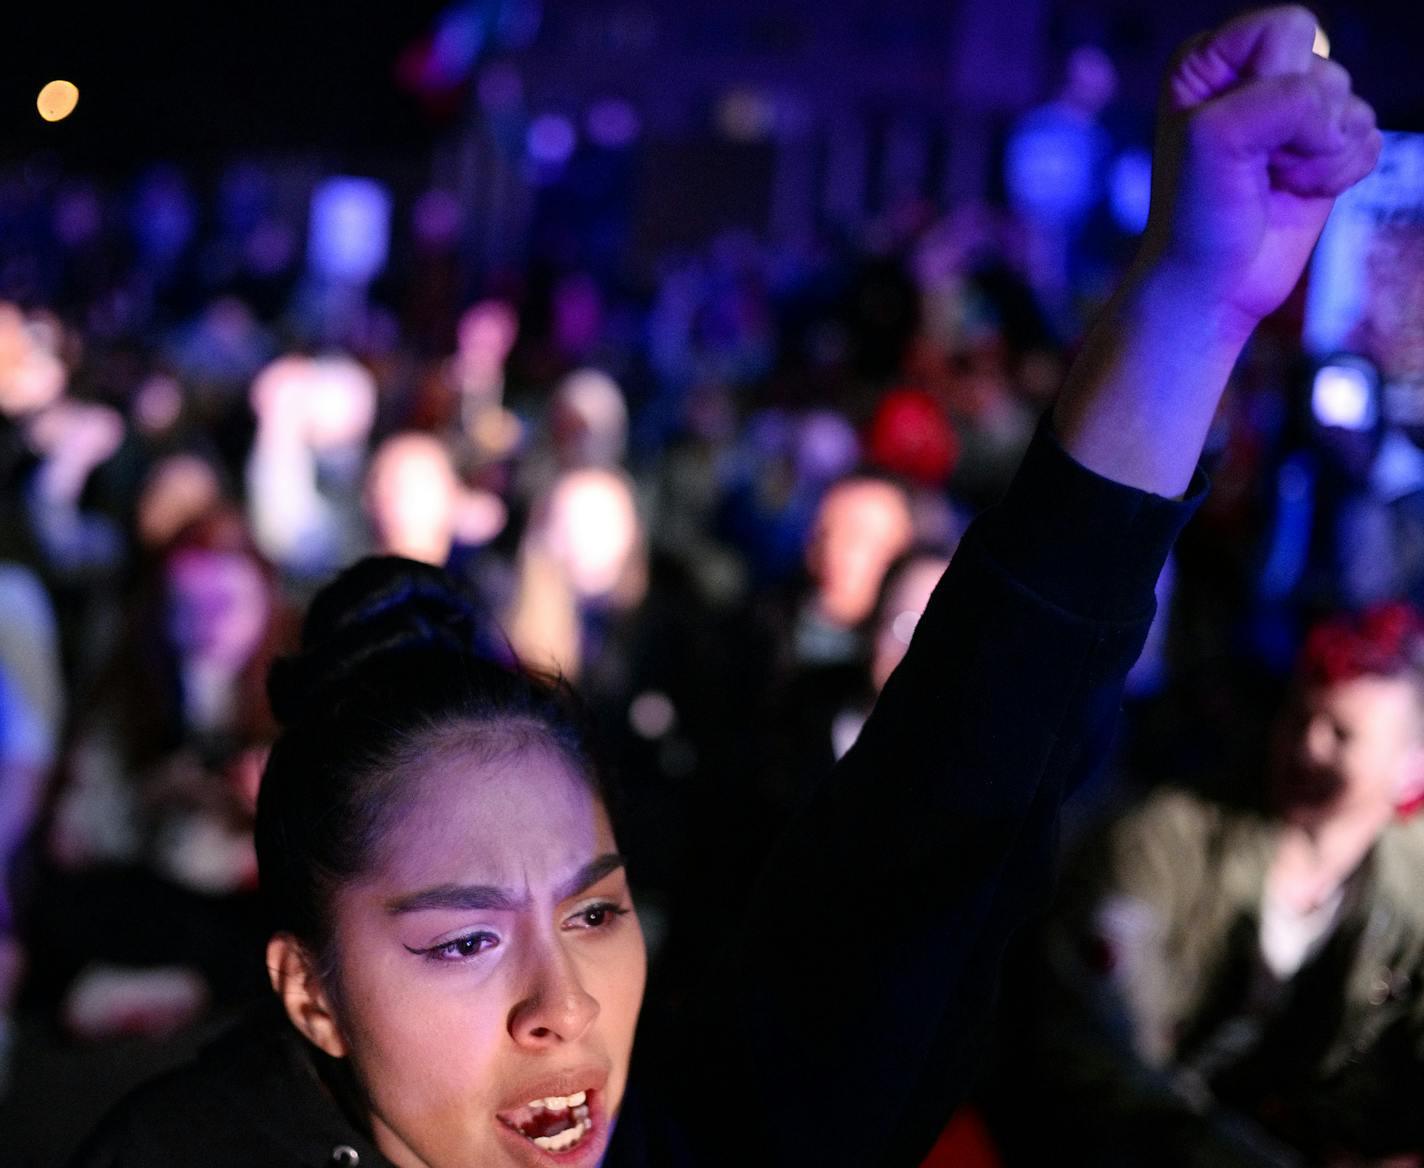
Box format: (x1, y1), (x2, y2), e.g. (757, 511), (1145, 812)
(0, 306), (66, 418)
(806, 478), (915, 629)
(289, 738), (646, 1168)
(1271, 673), (1424, 829)
(871, 554), (950, 693)
(1063, 45), (1117, 115)
(550, 370), (627, 470)
(166, 547), (270, 672)
(133, 374), (186, 437)
(138, 455), (223, 550)
(366, 434), (461, 566)
(540, 470), (641, 602)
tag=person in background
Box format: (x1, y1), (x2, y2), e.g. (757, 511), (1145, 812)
(864, 386), (964, 551)
(1024, 604), (1424, 1167)
(717, 405), (863, 593)
(795, 471), (915, 667)
(0, 306), (126, 586)
(363, 432), (502, 568)
(0, 562), (64, 1087)
(506, 466), (645, 681)
(35, 507), (291, 1039)
(412, 299), (524, 478)
(133, 453), (226, 556)
(754, 544), (955, 841)
(65, 7), (1386, 1166)
(525, 368), (629, 483)
(245, 353), (376, 593)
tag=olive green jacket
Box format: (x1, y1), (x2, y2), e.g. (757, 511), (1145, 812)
(1035, 789), (1424, 1166)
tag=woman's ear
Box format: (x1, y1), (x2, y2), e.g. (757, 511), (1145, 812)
(266, 933), (348, 1058)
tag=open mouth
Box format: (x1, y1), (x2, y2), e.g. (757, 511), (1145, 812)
(497, 1089), (595, 1155)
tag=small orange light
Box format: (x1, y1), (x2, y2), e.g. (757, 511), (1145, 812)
(37, 80), (79, 122)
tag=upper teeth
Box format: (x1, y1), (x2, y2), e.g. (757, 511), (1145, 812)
(528, 1090), (586, 1111)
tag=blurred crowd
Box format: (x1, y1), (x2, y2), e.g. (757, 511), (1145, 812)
(5, 125), (1424, 1165)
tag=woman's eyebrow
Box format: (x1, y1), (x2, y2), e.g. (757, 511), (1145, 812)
(554, 852), (626, 903)
(384, 884), (525, 915)
(383, 854), (625, 916)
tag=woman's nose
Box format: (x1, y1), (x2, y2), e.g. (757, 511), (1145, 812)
(507, 948), (600, 1049)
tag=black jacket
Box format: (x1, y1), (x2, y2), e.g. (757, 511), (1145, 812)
(74, 425), (1199, 1168)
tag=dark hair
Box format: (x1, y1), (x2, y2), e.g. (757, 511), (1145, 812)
(254, 556), (600, 964)
(80, 503), (288, 773)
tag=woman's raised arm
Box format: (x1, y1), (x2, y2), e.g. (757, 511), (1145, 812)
(680, 9), (1381, 1167)
(1055, 4), (1379, 496)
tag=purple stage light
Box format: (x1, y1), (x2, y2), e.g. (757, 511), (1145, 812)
(527, 114), (576, 166)
(308, 177), (392, 285)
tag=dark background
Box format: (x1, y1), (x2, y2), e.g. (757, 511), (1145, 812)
(5, 2), (1423, 165)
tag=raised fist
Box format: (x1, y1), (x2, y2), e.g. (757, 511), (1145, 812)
(1143, 5), (1381, 333)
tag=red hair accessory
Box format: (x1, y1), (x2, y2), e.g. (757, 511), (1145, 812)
(1300, 602), (1424, 687)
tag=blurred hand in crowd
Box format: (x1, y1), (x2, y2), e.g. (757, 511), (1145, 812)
(0, 305), (67, 419)
(28, 400), (125, 505)
(453, 298), (518, 400)
(249, 353), (375, 454)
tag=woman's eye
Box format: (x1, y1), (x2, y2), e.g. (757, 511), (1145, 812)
(565, 902), (629, 931)
(409, 932), (500, 962)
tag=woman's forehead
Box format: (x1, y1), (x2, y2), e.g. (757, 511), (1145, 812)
(371, 741), (613, 891)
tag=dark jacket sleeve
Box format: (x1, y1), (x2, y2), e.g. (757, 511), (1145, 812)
(687, 423), (1202, 1167)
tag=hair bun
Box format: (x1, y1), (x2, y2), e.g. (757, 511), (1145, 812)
(268, 556), (505, 725)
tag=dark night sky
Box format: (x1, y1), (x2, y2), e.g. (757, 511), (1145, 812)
(0, 2), (447, 165)
(6, 2), (1424, 171)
